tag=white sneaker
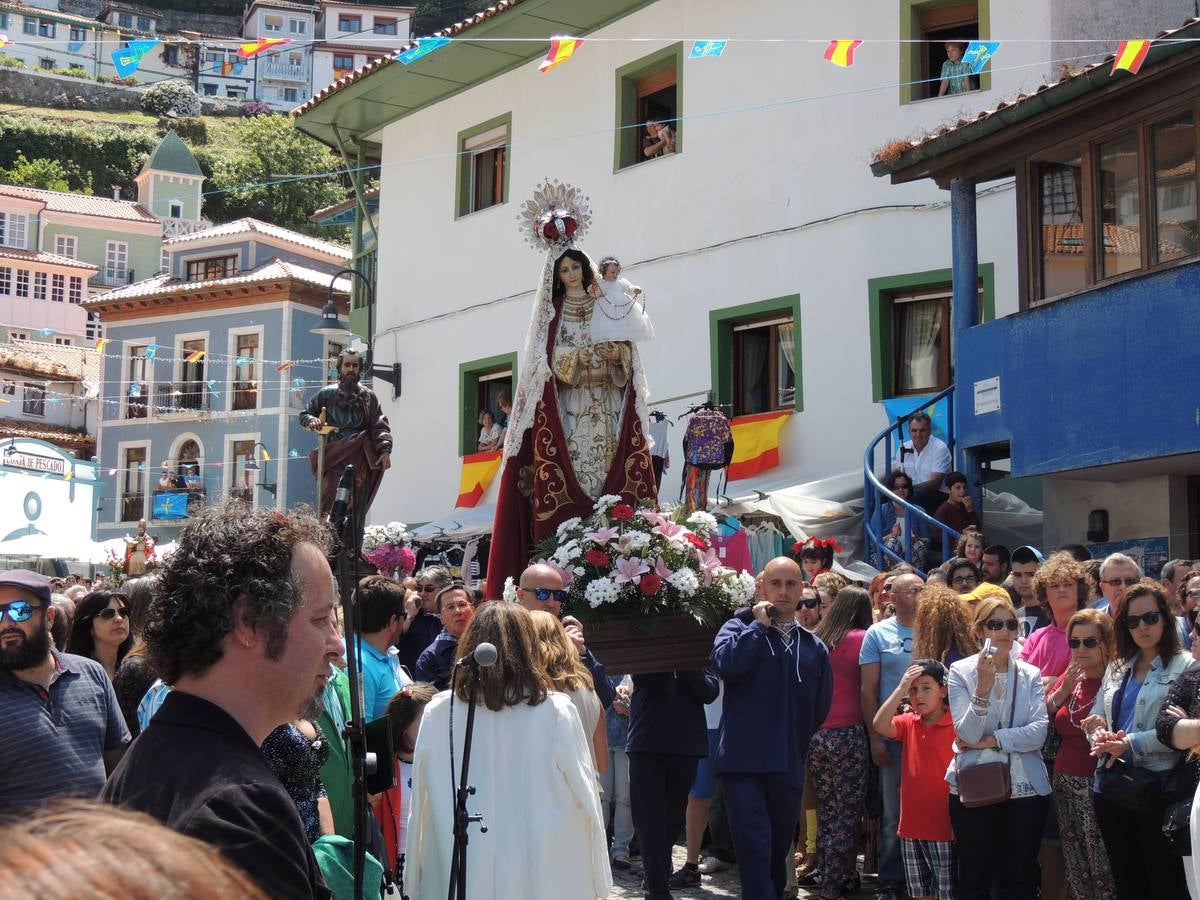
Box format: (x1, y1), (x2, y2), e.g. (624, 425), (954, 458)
(697, 856), (727, 874)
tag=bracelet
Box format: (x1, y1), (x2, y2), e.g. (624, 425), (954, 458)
(970, 694), (991, 708)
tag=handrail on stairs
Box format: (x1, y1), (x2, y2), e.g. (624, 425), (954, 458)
(862, 385), (963, 577)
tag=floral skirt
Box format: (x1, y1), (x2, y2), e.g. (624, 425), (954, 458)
(1053, 772), (1115, 900)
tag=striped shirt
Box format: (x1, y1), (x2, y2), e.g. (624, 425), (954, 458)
(940, 59), (973, 94)
(0, 650), (130, 809)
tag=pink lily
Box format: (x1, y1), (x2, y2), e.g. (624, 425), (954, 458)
(654, 557), (673, 580)
(611, 555), (650, 585)
(584, 526), (620, 545)
(535, 557), (574, 587)
(653, 520), (688, 542)
(696, 548), (724, 586)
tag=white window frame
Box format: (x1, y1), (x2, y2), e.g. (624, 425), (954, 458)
(263, 14), (283, 32)
(0, 211), (28, 249)
(116, 440), (150, 523)
(105, 240), (128, 282)
(173, 329), (210, 391)
(289, 18), (306, 34)
(22, 382), (46, 417)
(50, 273), (64, 303)
(33, 271), (46, 301)
(8, 332), (27, 342)
(225, 431), (261, 507)
(168, 200), (183, 219)
(121, 337), (155, 421)
(15, 269), (29, 298)
(54, 234), (77, 258)
(68, 276), (83, 304)
(227, 325), (265, 413)
(1, 380), (14, 395)
(0, 266), (10, 295)
(54, 337), (73, 346)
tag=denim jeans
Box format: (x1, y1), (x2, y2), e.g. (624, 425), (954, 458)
(879, 745), (904, 890)
(598, 746), (633, 857)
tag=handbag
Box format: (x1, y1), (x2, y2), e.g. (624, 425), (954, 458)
(955, 668), (1018, 808)
(1095, 668), (1164, 813)
(1163, 755), (1200, 856)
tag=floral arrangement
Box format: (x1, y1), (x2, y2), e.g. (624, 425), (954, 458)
(362, 521), (415, 578)
(527, 495), (757, 625)
(105, 549), (126, 581)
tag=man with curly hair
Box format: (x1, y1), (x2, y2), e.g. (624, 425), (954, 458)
(102, 502), (344, 900)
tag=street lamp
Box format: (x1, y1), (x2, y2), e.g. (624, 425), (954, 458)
(315, 267), (401, 399)
(244, 442), (276, 497)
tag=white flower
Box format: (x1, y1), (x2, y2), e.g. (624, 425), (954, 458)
(667, 568), (699, 597)
(686, 511), (719, 536)
(593, 494), (623, 513)
(556, 516), (582, 539)
(552, 541), (580, 566)
(573, 566), (586, 576)
(725, 571), (758, 604)
(502, 576), (518, 603)
(585, 576), (621, 608)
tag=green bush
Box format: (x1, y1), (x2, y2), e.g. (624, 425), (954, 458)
(0, 117), (155, 196)
(50, 67), (91, 80)
(0, 54), (25, 70)
(141, 80), (200, 118)
(161, 115), (207, 145)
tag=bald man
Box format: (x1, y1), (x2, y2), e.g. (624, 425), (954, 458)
(711, 557), (833, 900)
(516, 563), (615, 708)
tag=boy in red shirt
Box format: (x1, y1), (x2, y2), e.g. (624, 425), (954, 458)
(872, 659), (956, 900)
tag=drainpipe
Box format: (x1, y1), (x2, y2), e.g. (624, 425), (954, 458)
(950, 177), (982, 513)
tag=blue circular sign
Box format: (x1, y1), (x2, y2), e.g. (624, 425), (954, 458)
(23, 492), (42, 523)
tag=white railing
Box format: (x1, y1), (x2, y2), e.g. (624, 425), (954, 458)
(160, 218), (212, 238)
(261, 63), (308, 81)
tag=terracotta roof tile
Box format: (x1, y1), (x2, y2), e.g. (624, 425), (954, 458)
(7, 339), (101, 387)
(0, 184), (160, 224)
(0, 345), (73, 380)
(0, 247), (99, 270)
(162, 217), (349, 259)
(310, 185), (380, 221)
(0, 417), (94, 452)
(1041, 223), (1186, 258)
(86, 258), (350, 305)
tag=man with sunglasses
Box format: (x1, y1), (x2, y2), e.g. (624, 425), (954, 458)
(0, 569), (130, 809)
(1095, 552), (1142, 616)
(395, 567), (450, 678)
(516, 562), (616, 708)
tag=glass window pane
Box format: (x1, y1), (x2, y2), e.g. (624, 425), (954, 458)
(735, 327), (770, 415)
(774, 323), (795, 408)
(1039, 148), (1085, 297)
(1152, 114), (1197, 263)
(1098, 133), (1141, 279)
(896, 299), (946, 393)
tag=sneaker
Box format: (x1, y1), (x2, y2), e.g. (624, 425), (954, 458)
(697, 855), (727, 874)
(611, 855), (632, 870)
(668, 863), (702, 889)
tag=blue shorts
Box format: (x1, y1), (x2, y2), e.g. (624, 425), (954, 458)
(690, 729), (720, 799)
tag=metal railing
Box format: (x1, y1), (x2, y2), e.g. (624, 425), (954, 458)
(154, 383), (213, 415)
(862, 384), (962, 576)
(261, 63), (308, 81)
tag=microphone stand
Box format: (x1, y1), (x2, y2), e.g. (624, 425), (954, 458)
(448, 662), (487, 900)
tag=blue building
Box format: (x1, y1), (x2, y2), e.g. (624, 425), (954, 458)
(87, 217), (350, 540)
(873, 20), (1200, 565)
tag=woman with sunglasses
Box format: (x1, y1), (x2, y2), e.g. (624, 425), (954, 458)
(67, 590), (133, 680)
(395, 566), (451, 678)
(947, 595), (1050, 900)
(795, 584), (822, 631)
(1084, 584), (1189, 900)
(1046, 609), (1116, 900)
(873, 470), (929, 571)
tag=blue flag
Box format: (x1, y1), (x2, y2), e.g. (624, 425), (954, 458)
(882, 394), (950, 443)
(689, 40), (728, 59)
(962, 40), (1000, 75)
(68, 41), (84, 53)
(395, 36), (451, 65)
(153, 491), (189, 520)
(111, 39), (160, 78)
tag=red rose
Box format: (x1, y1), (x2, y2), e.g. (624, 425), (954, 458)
(639, 574), (662, 595)
(611, 503), (635, 521)
(585, 549), (609, 567)
(685, 533), (708, 549)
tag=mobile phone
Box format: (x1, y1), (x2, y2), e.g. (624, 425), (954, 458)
(766, 603), (780, 621)
(982, 638), (995, 658)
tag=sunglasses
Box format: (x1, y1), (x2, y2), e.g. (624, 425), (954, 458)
(1102, 578), (1139, 588)
(799, 598), (820, 609)
(1125, 610), (1162, 629)
(418, 585), (439, 593)
(0, 600), (42, 623)
(951, 575), (979, 588)
(530, 587), (567, 602)
(1067, 637), (1101, 649)
(97, 607), (129, 621)
(984, 619), (1019, 632)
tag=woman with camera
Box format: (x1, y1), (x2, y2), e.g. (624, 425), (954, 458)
(947, 595), (1050, 900)
(1084, 583), (1190, 899)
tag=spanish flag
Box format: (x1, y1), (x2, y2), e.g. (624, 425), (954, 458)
(238, 36), (291, 59)
(1111, 39), (1151, 75)
(823, 39), (863, 68)
(726, 411), (791, 482)
(455, 450), (503, 508)
(539, 37), (582, 73)
(184, 349), (206, 363)
(95, 338), (111, 354)
(221, 60), (234, 75)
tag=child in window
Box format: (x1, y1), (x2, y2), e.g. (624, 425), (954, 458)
(938, 41), (973, 96)
(592, 256), (655, 344)
(872, 660), (957, 900)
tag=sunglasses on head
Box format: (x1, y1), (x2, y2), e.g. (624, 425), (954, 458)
(529, 587), (567, 602)
(0, 600), (42, 623)
(984, 618), (1019, 632)
(96, 607), (128, 621)
(1067, 637), (1101, 649)
(1125, 610), (1162, 629)
(799, 598), (820, 609)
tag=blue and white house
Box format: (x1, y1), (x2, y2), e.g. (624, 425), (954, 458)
(86, 217), (350, 540)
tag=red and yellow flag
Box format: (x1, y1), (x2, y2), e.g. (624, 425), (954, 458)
(238, 36), (291, 59)
(455, 450), (502, 508)
(276, 361), (294, 373)
(539, 37), (582, 73)
(726, 411), (791, 482)
(1111, 39), (1151, 75)
(95, 338), (111, 354)
(823, 39), (863, 68)
(184, 349), (206, 363)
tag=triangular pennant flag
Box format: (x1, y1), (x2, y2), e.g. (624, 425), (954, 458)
(289, 449), (301, 459)
(689, 40), (728, 59)
(111, 38), (160, 78)
(395, 36), (451, 65)
(233, 60), (246, 75)
(38, 328), (54, 337)
(1112, 39), (1151, 75)
(68, 41), (84, 53)
(238, 36), (291, 59)
(539, 37), (583, 73)
(145, 343), (159, 360)
(276, 361), (294, 373)
(233, 356), (252, 367)
(184, 349), (205, 363)
(95, 338), (110, 354)
(963, 40), (1000, 75)
(0, 35), (9, 50)
(221, 60), (234, 76)
(823, 39), (863, 68)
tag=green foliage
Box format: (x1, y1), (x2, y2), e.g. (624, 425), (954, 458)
(0, 153), (90, 192)
(0, 116), (154, 195)
(0, 54), (25, 69)
(412, 0), (483, 34)
(49, 67), (90, 79)
(142, 80), (200, 118)
(162, 115), (207, 145)
(196, 115), (348, 239)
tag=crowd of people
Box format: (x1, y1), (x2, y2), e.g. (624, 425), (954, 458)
(4, 496), (1200, 900)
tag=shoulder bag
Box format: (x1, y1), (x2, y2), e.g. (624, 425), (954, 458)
(1096, 667), (1164, 813)
(955, 667), (1019, 808)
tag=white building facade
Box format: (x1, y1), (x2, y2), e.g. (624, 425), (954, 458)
(311, 0), (413, 91)
(244, 0), (317, 110)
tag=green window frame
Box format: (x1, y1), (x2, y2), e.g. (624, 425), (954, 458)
(454, 112), (512, 219)
(613, 42), (683, 171)
(866, 263), (995, 402)
(458, 352), (517, 456)
(899, 0), (992, 105)
(709, 295), (803, 417)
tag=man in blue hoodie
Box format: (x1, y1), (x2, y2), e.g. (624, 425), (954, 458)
(712, 556), (833, 900)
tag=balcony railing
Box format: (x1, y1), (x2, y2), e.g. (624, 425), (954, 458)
(154, 382), (214, 416)
(93, 270), (134, 288)
(261, 63), (308, 81)
(152, 488), (207, 521)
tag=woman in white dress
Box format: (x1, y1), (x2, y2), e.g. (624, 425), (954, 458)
(405, 602), (612, 900)
(529, 610), (608, 773)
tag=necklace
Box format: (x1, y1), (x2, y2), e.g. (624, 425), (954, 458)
(597, 295), (638, 320)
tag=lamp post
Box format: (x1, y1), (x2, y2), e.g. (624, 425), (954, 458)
(312, 267), (400, 398)
(243, 441), (276, 498)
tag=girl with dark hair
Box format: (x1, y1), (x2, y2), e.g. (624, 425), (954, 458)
(1084, 584), (1189, 899)
(113, 576), (158, 737)
(376, 682), (438, 891)
(67, 589), (132, 679)
(806, 587), (874, 900)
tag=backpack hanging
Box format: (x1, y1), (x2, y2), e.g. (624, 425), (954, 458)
(682, 408), (734, 470)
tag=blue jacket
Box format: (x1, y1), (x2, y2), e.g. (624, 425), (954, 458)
(394, 611), (443, 679)
(582, 650), (616, 709)
(626, 669), (720, 757)
(711, 608), (833, 789)
(414, 629), (458, 690)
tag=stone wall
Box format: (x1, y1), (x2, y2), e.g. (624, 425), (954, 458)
(0, 68), (145, 110)
(57, 0), (244, 37)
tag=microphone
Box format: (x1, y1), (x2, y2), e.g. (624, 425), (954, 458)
(330, 465), (354, 533)
(455, 642), (498, 669)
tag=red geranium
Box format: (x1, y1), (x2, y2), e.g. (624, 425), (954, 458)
(585, 549), (609, 567)
(611, 503), (635, 521)
(639, 574), (662, 595)
(685, 533), (708, 550)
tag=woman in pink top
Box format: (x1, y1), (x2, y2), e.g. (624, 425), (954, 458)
(808, 586), (874, 900)
(1020, 553), (1091, 684)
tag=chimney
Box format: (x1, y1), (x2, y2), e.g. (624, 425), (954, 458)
(112, 186), (121, 200)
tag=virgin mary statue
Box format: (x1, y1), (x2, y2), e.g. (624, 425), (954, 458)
(485, 182), (657, 598)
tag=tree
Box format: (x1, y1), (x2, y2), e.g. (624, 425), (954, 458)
(412, 0), (482, 34)
(0, 153), (89, 193)
(198, 115), (348, 239)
